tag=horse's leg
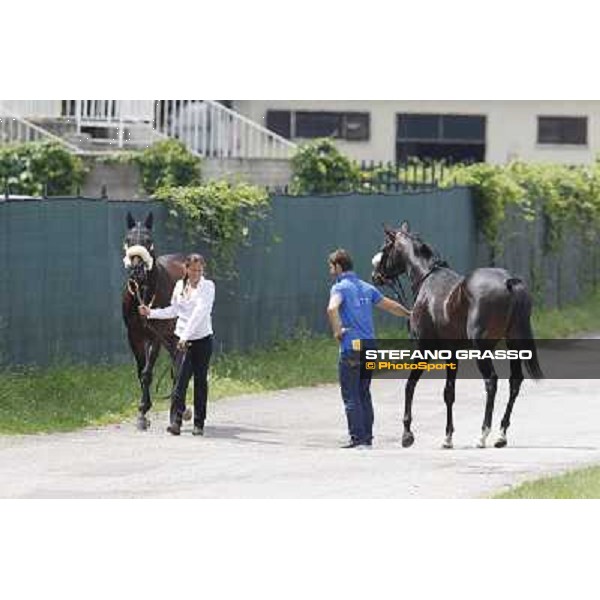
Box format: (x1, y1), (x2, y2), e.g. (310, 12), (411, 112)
(402, 368), (424, 447)
(468, 311), (499, 448)
(138, 338), (161, 430)
(127, 328), (151, 430)
(442, 361), (459, 449)
(495, 355), (524, 448)
(475, 357), (498, 448)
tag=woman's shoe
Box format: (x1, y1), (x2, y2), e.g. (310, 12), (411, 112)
(192, 426), (204, 436)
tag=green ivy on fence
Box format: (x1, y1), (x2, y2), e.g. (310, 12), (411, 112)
(441, 161), (600, 254)
(290, 139), (600, 255)
(153, 181), (271, 276)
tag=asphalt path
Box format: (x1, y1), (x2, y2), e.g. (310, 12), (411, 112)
(1, 375), (599, 498)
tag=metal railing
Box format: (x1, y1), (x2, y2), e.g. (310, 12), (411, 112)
(0, 100), (297, 158)
(0, 100), (62, 119)
(0, 103), (79, 151)
(154, 100), (297, 159)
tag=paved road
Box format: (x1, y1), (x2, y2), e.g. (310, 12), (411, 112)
(1, 375), (599, 498)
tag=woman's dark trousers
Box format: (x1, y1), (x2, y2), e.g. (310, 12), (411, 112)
(170, 335), (213, 428)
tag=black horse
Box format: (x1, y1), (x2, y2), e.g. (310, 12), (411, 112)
(122, 212), (189, 430)
(371, 221), (543, 449)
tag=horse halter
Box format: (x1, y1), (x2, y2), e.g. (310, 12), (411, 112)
(374, 230), (448, 306)
(373, 242), (411, 307)
(127, 278), (156, 309)
(124, 245), (156, 309)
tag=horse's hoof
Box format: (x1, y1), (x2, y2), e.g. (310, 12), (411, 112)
(477, 428), (490, 448)
(182, 408), (192, 422)
(442, 439), (453, 449)
(494, 437), (508, 448)
(402, 432), (415, 448)
(136, 416), (150, 431)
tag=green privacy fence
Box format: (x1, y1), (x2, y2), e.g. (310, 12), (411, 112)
(0, 188), (477, 367)
(481, 204), (600, 309)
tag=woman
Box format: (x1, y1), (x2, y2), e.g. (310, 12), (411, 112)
(139, 254), (215, 436)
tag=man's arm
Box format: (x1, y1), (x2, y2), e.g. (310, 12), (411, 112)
(327, 292), (346, 341)
(376, 296), (411, 318)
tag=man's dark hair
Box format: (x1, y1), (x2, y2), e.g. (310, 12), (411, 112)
(329, 248), (353, 272)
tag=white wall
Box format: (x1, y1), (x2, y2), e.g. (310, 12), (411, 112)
(233, 100), (600, 164)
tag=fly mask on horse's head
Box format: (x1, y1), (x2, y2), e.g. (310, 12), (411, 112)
(123, 212), (156, 303)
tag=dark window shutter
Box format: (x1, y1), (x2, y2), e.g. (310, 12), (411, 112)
(538, 116), (587, 145)
(343, 112), (370, 141)
(266, 110), (292, 139)
(295, 112), (341, 138)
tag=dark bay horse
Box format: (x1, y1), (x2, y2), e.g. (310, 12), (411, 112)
(122, 212), (188, 430)
(371, 221), (543, 449)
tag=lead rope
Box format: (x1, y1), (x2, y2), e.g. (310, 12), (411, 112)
(385, 276), (413, 338)
(128, 278), (176, 399)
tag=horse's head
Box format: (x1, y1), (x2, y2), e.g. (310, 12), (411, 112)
(371, 221), (413, 285)
(372, 220), (442, 287)
(123, 212), (155, 287)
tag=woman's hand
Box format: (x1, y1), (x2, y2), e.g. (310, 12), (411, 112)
(177, 339), (190, 352)
(138, 304), (150, 317)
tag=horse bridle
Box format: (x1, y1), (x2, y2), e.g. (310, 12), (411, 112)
(378, 232), (448, 308)
(377, 238), (412, 307)
(385, 275), (410, 307)
(127, 277), (156, 312)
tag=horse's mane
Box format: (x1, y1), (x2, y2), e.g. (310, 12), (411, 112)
(403, 231), (449, 268)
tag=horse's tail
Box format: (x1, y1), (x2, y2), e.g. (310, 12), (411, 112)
(506, 277), (544, 380)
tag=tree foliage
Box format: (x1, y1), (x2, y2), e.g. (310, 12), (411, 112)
(0, 141), (86, 196)
(135, 139), (202, 194)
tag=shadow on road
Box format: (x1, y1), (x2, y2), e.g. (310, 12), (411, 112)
(204, 424), (282, 445)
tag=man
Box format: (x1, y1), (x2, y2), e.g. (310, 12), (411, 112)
(327, 249), (410, 448)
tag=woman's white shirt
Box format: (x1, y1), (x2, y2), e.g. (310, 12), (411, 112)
(148, 277), (215, 342)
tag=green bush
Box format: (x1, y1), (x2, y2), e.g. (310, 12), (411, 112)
(441, 161), (600, 253)
(154, 181), (271, 275)
(290, 138), (361, 194)
(135, 139), (202, 194)
(0, 141), (86, 196)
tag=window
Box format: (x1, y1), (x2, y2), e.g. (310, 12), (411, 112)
(537, 116), (587, 145)
(442, 115), (485, 140)
(343, 112), (370, 141)
(398, 114), (439, 139)
(396, 113), (486, 163)
(265, 110), (370, 141)
(266, 110), (291, 139)
(296, 112), (341, 138)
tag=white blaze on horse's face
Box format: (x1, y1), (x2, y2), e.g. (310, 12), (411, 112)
(371, 252), (382, 270)
(123, 244), (154, 271)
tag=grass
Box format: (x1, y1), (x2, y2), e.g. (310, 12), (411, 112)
(1, 287), (599, 435)
(0, 363), (143, 435)
(0, 333), (342, 435)
(494, 465), (600, 499)
(532, 287), (600, 338)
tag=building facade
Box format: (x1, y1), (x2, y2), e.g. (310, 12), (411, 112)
(232, 100), (600, 165)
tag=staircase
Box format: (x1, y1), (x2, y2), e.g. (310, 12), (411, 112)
(0, 100), (297, 160)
